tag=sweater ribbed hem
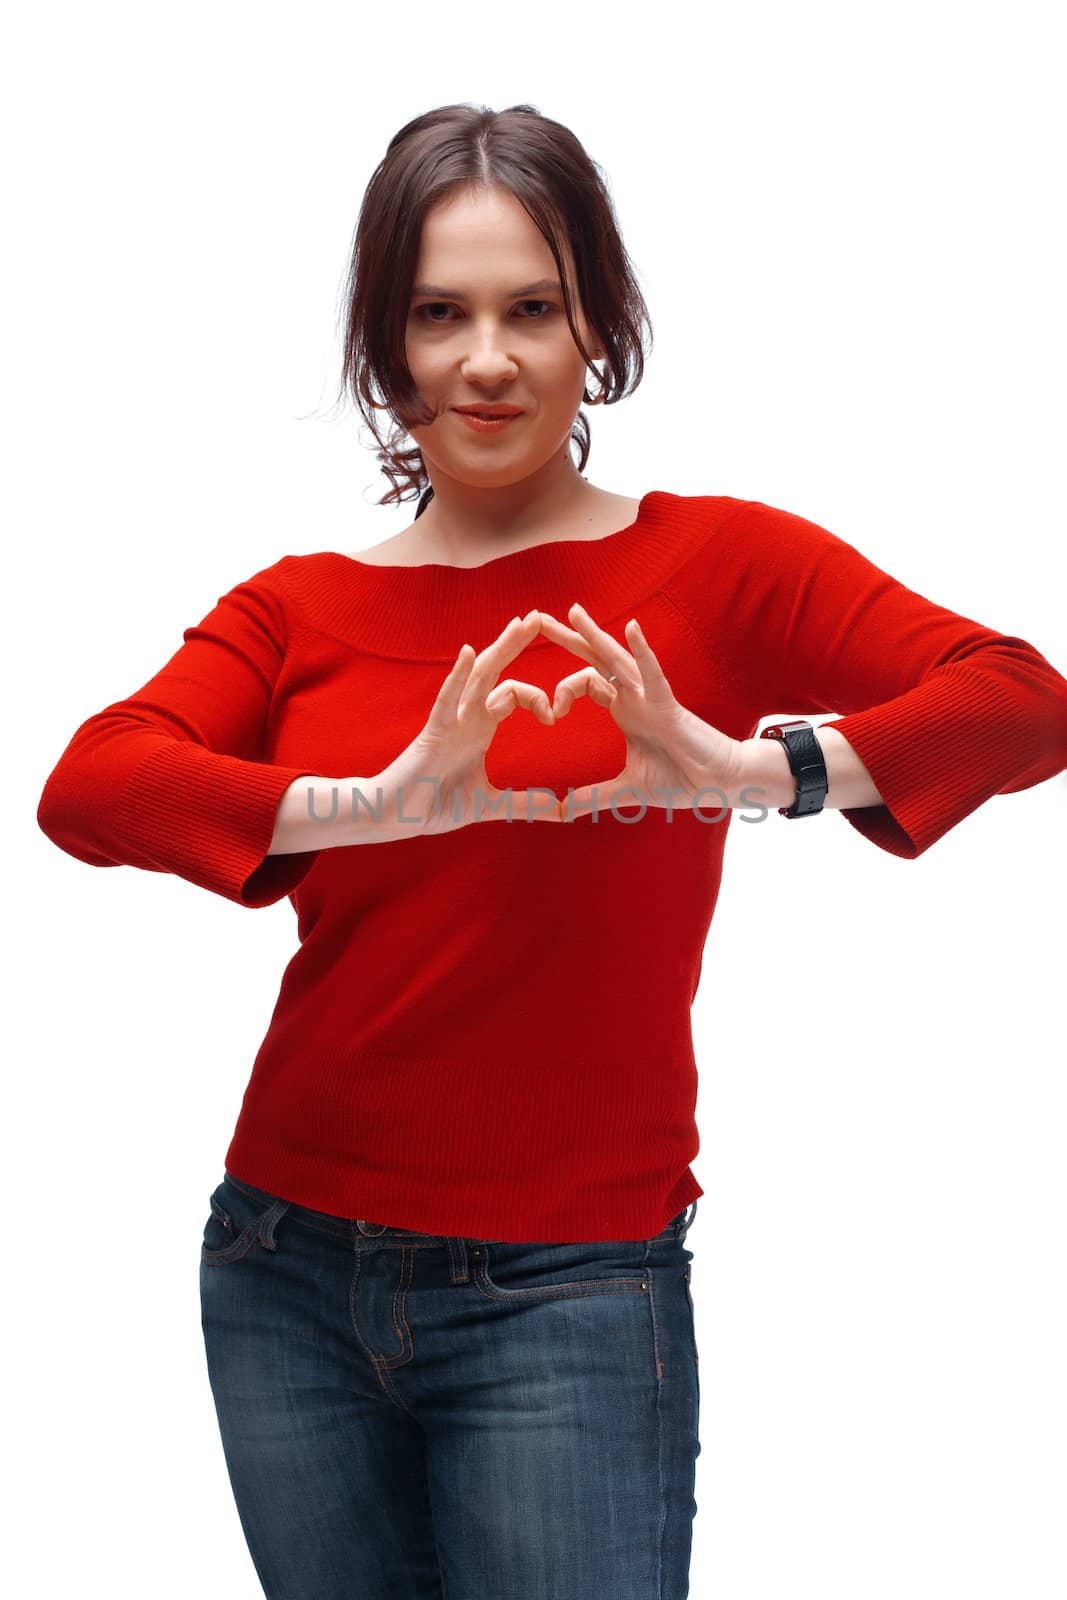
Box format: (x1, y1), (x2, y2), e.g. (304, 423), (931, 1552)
(112, 742), (326, 906)
(824, 662), (1048, 858)
(223, 1041), (705, 1243)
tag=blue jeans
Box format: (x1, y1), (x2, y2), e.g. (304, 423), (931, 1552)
(199, 1170), (701, 1599)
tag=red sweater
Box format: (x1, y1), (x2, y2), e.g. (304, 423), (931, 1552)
(36, 492), (1067, 1241)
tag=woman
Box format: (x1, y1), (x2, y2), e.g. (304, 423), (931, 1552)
(36, 102), (1067, 1600)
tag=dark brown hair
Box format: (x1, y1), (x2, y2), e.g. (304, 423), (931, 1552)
(328, 102), (653, 519)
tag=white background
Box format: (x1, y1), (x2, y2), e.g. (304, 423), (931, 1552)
(7, 2), (1065, 1596)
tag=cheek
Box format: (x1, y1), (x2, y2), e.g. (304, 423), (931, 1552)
(543, 333), (592, 378)
(404, 340), (444, 388)
(400, 351), (451, 431)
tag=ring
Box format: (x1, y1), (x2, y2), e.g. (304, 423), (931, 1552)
(605, 671), (618, 684)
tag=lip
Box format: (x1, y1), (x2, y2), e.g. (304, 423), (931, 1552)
(452, 404), (525, 417)
(453, 409), (525, 434)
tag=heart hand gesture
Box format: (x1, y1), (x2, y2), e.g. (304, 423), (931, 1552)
(373, 611), (566, 839)
(534, 604), (745, 821)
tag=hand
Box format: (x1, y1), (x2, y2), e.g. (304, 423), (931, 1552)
(534, 603), (745, 820)
(372, 612), (565, 838)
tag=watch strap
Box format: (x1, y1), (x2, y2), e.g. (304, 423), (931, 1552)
(759, 719), (828, 818)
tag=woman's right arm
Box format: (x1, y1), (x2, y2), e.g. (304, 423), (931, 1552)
(36, 566), (336, 909)
(266, 774), (409, 855)
(38, 580), (559, 903)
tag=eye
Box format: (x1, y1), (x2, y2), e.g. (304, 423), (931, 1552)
(413, 300), (556, 323)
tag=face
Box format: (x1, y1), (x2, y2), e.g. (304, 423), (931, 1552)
(402, 184), (602, 492)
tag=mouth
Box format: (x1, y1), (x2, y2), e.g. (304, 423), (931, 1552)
(453, 408), (525, 434)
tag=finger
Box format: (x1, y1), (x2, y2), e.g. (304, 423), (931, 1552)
(425, 643), (477, 730)
(461, 613), (541, 707)
(623, 617), (662, 671)
(475, 612), (542, 680)
(476, 784), (566, 832)
(482, 784), (565, 824)
(560, 777), (628, 822)
(622, 618), (676, 701)
(565, 603), (637, 685)
(537, 609), (636, 691)
(534, 610), (598, 667)
(551, 666), (619, 717)
(484, 678), (556, 724)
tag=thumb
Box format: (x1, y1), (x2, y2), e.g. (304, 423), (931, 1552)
(561, 783), (609, 821)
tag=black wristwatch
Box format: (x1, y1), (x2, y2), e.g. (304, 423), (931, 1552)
(758, 719), (828, 818)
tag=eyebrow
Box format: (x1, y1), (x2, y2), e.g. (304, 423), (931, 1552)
(410, 278), (563, 300)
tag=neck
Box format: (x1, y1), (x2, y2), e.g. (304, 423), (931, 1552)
(413, 469), (606, 567)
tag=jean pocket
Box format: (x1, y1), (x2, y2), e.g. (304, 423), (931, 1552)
(470, 1239), (650, 1304)
(200, 1172), (291, 1266)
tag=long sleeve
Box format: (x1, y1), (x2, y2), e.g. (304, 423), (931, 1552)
(36, 565), (329, 907)
(730, 500), (1067, 858)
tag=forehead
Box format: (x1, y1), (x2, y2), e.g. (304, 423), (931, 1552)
(415, 185), (576, 287)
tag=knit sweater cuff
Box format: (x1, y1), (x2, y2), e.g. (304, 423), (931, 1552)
(112, 742), (324, 907)
(822, 663), (1048, 859)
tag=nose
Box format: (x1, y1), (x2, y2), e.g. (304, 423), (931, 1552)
(460, 322), (519, 384)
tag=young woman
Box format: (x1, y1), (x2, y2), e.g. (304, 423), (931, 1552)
(36, 102), (1067, 1600)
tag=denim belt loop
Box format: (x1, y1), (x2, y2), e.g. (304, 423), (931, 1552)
(677, 1200), (698, 1239)
(255, 1198), (292, 1252)
(446, 1235), (470, 1283)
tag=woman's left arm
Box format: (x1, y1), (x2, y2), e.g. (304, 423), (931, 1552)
(719, 499), (1067, 858)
